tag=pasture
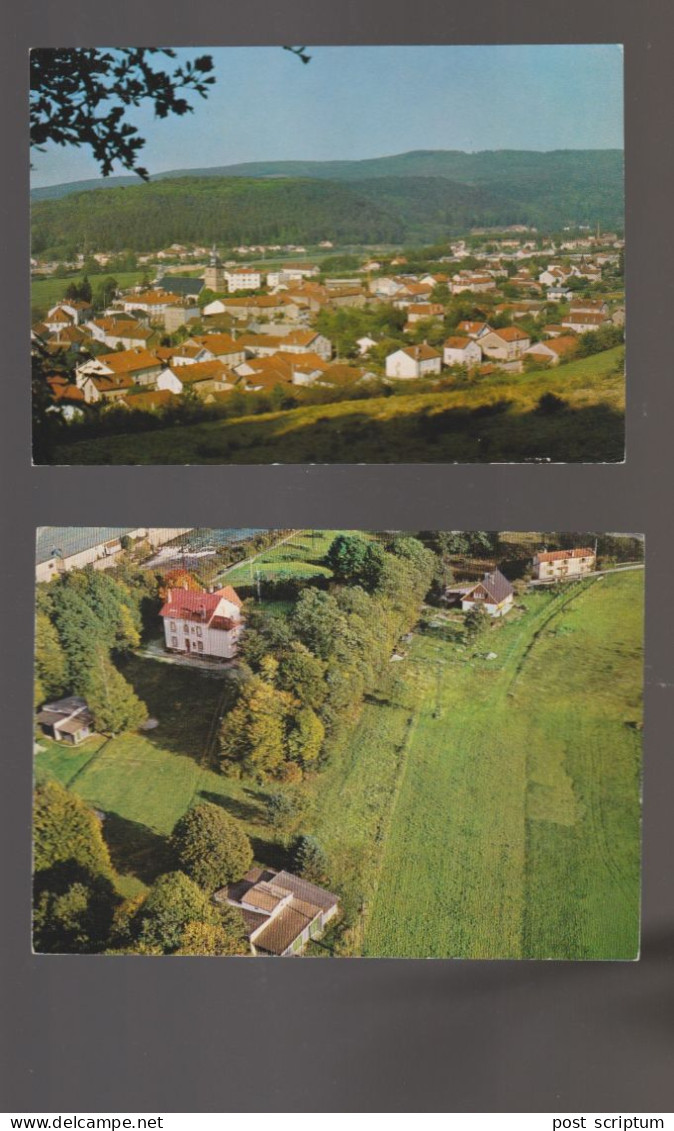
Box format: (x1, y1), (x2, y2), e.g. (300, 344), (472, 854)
(362, 571), (643, 958)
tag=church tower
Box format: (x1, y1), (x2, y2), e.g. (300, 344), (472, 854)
(204, 245), (226, 291)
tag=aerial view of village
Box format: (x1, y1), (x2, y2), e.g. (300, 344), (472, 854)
(34, 527), (644, 958)
(30, 46), (625, 464)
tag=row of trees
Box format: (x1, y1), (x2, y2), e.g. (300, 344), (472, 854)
(218, 534), (436, 782)
(35, 565), (157, 732)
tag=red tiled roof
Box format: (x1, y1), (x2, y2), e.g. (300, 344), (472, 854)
(536, 548), (594, 562)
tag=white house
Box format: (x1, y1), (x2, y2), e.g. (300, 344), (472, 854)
(443, 336), (482, 368)
(159, 585), (244, 660)
(385, 344), (442, 379)
(461, 569), (514, 617)
(532, 548), (596, 581)
(523, 336), (579, 366)
(457, 321), (492, 340)
(356, 335), (378, 355)
(479, 326), (531, 362)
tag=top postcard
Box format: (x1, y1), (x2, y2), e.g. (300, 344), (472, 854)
(30, 45), (625, 465)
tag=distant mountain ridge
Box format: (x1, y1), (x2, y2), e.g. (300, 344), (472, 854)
(30, 151), (624, 253)
(31, 148), (624, 199)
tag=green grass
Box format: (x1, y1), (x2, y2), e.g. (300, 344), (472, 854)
(361, 572), (643, 958)
(31, 271), (147, 318)
(52, 347), (625, 464)
(221, 529), (365, 586)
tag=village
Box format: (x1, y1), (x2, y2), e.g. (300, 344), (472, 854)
(33, 527), (643, 959)
(32, 228), (624, 420)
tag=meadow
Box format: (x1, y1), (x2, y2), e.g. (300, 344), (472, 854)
(220, 530), (345, 587)
(362, 571), (643, 959)
(52, 347), (625, 465)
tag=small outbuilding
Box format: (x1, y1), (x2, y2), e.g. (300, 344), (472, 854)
(36, 696), (95, 745)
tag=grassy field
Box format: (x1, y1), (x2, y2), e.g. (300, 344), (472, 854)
(52, 347), (625, 464)
(361, 572), (643, 959)
(221, 530), (339, 586)
(31, 270), (147, 317)
(220, 529), (370, 587)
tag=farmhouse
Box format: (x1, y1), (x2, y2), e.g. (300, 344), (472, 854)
(385, 343), (442, 379)
(159, 585), (244, 659)
(36, 696), (95, 746)
(216, 867), (339, 956)
(461, 569), (514, 617)
(532, 548), (596, 581)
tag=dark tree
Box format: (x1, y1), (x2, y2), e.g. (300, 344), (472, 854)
(30, 49), (216, 179)
(293, 835), (330, 885)
(171, 803), (253, 892)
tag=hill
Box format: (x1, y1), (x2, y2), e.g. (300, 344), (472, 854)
(50, 347), (625, 465)
(31, 149), (624, 249)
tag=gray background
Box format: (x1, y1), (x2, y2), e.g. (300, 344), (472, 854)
(1, 0), (673, 1112)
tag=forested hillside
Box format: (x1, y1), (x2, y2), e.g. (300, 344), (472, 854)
(31, 149), (624, 251)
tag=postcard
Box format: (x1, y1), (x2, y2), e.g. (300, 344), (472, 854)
(34, 527), (643, 957)
(30, 46), (625, 464)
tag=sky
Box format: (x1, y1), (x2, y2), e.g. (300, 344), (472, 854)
(31, 45), (624, 188)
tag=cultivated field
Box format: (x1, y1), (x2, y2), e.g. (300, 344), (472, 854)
(53, 348), (625, 465)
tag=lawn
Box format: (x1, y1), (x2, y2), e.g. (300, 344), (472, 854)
(52, 347), (625, 464)
(361, 572), (643, 958)
(220, 529), (365, 587)
(34, 656), (272, 898)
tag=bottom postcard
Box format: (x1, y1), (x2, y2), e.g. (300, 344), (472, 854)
(33, 527), (644, 959)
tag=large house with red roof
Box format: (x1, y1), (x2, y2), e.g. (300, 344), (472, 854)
(159, 585), (244, 660)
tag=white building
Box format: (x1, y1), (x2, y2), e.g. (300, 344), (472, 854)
(532, 548), (596, 581)
(385, 344), (442, 379)
(159, 585), (244, 660)
(460, 569), (514, 618)
(443, 336), (483, 368)
(225, 269), (263, 292)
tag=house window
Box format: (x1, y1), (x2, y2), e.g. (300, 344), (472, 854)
(171, 636), (178, 648)
(197, 641), (203, 652)
(196, 626), (202, 637)
(170, 621), (176, 632)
